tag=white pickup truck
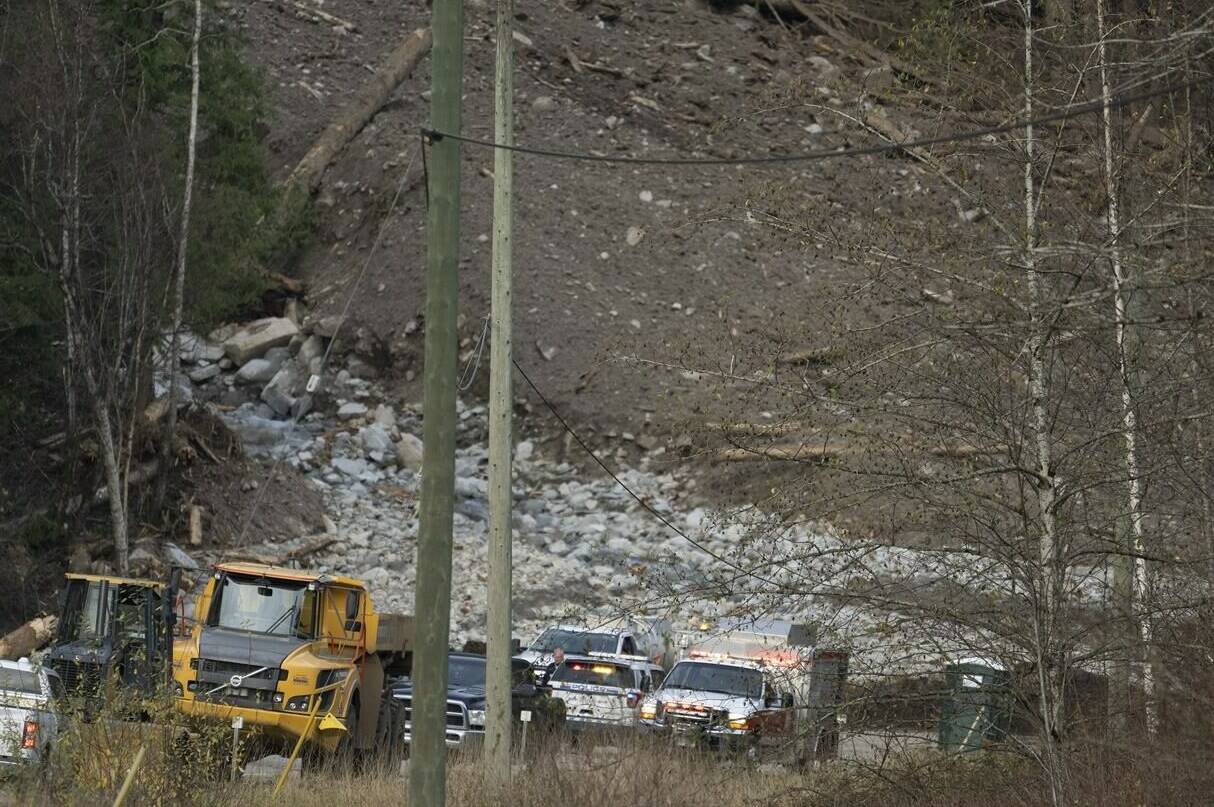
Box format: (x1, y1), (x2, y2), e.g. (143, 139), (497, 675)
(0, 658), (63, 767)
(519, 619), (674, 684)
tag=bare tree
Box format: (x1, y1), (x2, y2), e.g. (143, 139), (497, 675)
(156, 0), (203, 514)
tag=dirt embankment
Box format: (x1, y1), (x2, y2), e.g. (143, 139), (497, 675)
(232, 0), (996, 539)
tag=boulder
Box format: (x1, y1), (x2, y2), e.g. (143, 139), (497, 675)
(515, 440), (535, 462)
(188, 364), (221, 383)
(197, 341), (225, 363)
(261, 362), (302, 417)
(236, 358), (278, 385)
(307, 315), (344, 338)
(332, 457), (369, 477)
(396, 433), (424, 471)
(359, 423), (395, 456)
(337, 402), (368, 420)
(222, 317), (299, 365)
(296, 334), (325, 368)
(162, 542), (200, 571)
(373, 404), (397, 429)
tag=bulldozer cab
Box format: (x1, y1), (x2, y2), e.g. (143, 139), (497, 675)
(49, 573), (178, 698)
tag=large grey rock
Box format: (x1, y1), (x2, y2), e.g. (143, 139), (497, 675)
(222, 317), (299, 365)
(195, 341), (224, 362)
(455, 476), (486, 498)
(396, 433), (424, 471)
(261, 363), (301, 417)
(456, 498), (488, 521)
(307, 315), (344, 338)
(373, 405), (397, 429)
(515, 440), (535, 462)
(264, 346), (292, 366)
(188, 364), (221, 383)
(332, 457), (369, 477)
(337, 402), (368, 420)
(296, 334), (324, 368)
(360, 424), (395, 456)
(237, 358), (278, 384)
(163, 542), (200, 570)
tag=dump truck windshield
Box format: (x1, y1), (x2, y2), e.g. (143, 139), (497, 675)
(209, 576), (315, 638)
(665, 662), (762, 699)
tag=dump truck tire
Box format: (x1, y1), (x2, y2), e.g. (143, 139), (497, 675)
(361, 696), (404, 774)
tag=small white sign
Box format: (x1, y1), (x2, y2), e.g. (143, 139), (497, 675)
(520, 710), (532, 723)
(306, 374), (321, 394)
(231, 716), (244, 729)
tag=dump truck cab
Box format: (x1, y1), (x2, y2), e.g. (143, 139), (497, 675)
(47, 573), (177, 699)
(173, 563), (410, 758)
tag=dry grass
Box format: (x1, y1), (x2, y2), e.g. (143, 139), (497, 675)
(6, 728), (1214, 806)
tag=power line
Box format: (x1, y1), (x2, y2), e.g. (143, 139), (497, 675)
(422, 76), (1206, 167)
(511, 357), (780, 588)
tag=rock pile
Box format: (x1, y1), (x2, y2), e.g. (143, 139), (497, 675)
(168, 316), (1125, 678)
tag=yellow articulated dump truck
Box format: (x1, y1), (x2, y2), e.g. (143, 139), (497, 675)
(172, 562), (412, 765)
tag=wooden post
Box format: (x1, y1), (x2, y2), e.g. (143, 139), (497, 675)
(485, 0), (516, 788)
(410, 0), (464, 804)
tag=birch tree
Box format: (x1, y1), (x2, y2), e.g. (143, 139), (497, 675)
(155, 0), (203, 514)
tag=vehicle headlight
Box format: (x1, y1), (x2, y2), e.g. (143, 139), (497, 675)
(639, 701), (657, 720)
(173, 682), (184, 699)
(726, 713), (750, 730)
(467, 709), (486, 727)
(287, 695), (311, 711)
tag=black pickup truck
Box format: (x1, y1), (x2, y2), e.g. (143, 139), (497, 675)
(390, 652), (565, 751)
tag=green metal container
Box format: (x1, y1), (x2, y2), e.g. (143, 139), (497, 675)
(938, 659), (1012, 753)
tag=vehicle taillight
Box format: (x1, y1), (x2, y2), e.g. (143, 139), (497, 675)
(21, 720), (38, 749)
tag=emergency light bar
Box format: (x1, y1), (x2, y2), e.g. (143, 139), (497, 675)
(686, 649), (803, 668)
(586, 651), (651, 662)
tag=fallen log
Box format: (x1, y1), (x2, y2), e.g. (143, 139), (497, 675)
(708, 421), (811, 437)
(0, 616), (58, 661)
(715, 443), (842, 462)
(715, 440), (1001, 462)
(189, 505), (203, 547)
(777, 346), (840, 365)
(281, 0), (356, 32)
(285, 27), (432, 196)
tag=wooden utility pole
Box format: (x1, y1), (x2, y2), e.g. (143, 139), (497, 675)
(411, 0), (463, 804)
(484, 0), (516, 787)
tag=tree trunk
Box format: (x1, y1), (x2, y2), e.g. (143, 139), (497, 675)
(156, 0), (203, 513)
(0, 617), (58, 661)
(285, 27), (431, 196)
(1021, 4), (1067, 802)
(1096, 0), (1155, 738)
(95, 403), (130, 574)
